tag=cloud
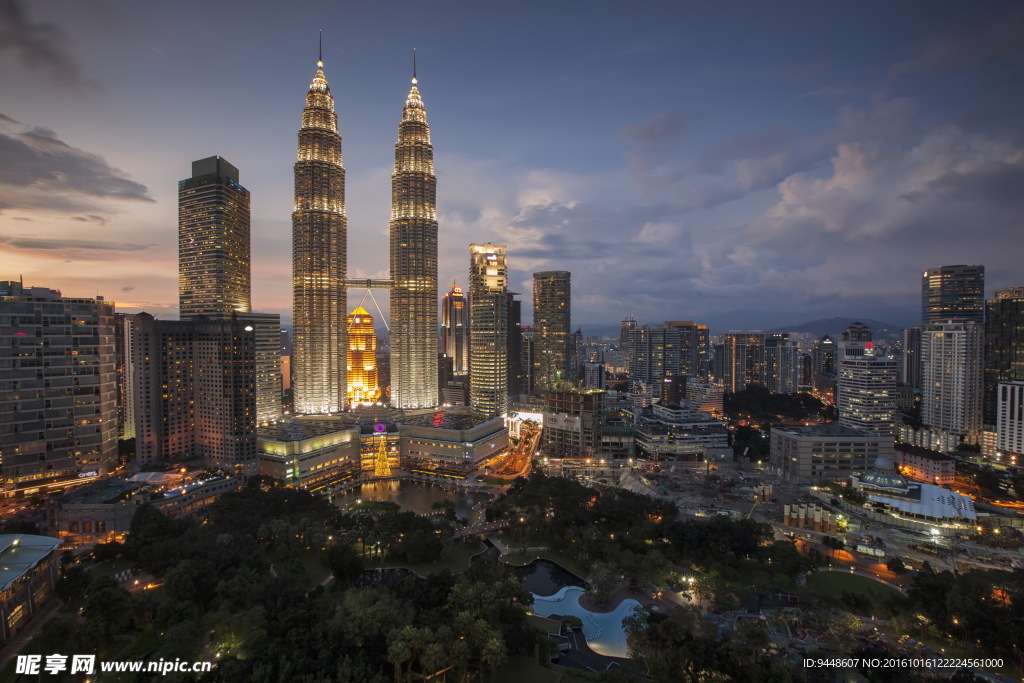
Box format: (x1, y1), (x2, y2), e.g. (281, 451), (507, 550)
(622, 110), (700, 191)
(0, 234), (154, 261)
(704, 125), (1024, 309)
(0, 115), (153, 214)
(121, 285), (135, 292)
(889, 4), (1024, 77)
(0, 0), (87, 86)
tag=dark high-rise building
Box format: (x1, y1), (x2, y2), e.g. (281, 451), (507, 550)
(469, 244), (508, 417)
(765, 333), (800, 394)
(533, 271), (571, 392)
(901, 327), (922, 391)
(178, 156), (251, 318)
(390, 64), (439, 409)
(1, 282), (117, 489)
(721, 332), (765, 393)
(292, 52), (347, 415)
(813, 335), (836, 378)
(441, 284), (468, 375)
(922, 265), (985, 325)
(507, 293), (525, 396)
(132, 313), (257, 477)
(984, 288), (1024, 425)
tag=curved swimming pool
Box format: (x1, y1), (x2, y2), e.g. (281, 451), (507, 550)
(530, 585), (641, 658)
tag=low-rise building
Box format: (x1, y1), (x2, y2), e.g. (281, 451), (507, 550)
(894, 444), (955, 486)
(0, 534), (61, 645)
(850, 457), (975, 524)
(770, 422), (892, 483)
(635, 401), (728, 460)
(258, 421), (361, 492)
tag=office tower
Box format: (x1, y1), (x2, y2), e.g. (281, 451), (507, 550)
(996, 381), (1024, 460)
(813, 335), (836, 378)
(842, 322), (872, 343)
(178, 156), (251, 317)
(533, 271), (571, 392)
(720, 332), (765, 393)
(235, 313), (283, 425)
(836, 325), (898, 437)
(668, 320), (710, 381)
(441, 284), (468, 375)
(901, 327), (922, 390)
(922, 265), (985, 325)
(798, 352), (813, 393)
(115, 313), (137, 441)
(765, 333), (800, 394)
(921, 320), (983, 448)
(521, 326), (535, 394)
(984, 288), (1024, 426)
(293, 52), (347, 414)
(132, 313), (257, 476)
(507, 293), (525, 395)
(0, 282), (117, 489)
(469, 244), (508, 417)
(584, 363), (606, 390)
(346, 306), (380, 405)
(620, 315), (637, 352)
(568, 328), (584, 383)
(390, 64), (439, 409)
(628, 326), (652, 384)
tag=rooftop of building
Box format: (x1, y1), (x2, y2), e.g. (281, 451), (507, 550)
(0, 534), (62, 592)
(774, 422), (878, 438)
(260, 418), (360, 442)
(400, 409), (495, 431)
(895, 443), (955, 461)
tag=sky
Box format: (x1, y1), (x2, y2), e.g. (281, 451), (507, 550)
(1, 0), (1022, 332)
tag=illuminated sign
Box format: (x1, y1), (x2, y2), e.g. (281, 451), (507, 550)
(77, 471), (99, 478)
(374, 423), (386, 434)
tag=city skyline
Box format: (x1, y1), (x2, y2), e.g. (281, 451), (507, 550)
(2, 1), (1023, 329)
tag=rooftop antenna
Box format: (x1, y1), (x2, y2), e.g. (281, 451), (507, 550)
(412, 47), (417, 84)
(318, 29), (323, 67)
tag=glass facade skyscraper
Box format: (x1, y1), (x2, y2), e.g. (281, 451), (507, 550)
(292, 56), (347, 414)
(389, 69), (439, 409)
(178, 156), (251, 318)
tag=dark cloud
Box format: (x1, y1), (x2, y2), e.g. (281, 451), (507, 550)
(0, 0), (87, 86)
(889, 4), (1024, 77)
(121, 285), (135, 292)
(704, 125), (1024, 310)
(0, 234), (153, 251)
(0, 116), (153, 213)
(622, 110), (700, 189)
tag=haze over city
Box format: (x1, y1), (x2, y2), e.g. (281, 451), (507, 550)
(2, 0), (1023, 327)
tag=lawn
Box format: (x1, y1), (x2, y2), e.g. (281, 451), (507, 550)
(384, 541), (487, 577)
(803, 571), (902, 611)
(87, 557), (137, 580)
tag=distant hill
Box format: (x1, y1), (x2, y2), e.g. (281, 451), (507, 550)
(767, 317), (904, 340)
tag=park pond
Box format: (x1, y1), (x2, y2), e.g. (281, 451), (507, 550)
(333, 480), (490, 522)
(531, 585), (641, 658)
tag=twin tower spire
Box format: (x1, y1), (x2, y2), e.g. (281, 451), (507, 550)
(292, 44), (438, 415)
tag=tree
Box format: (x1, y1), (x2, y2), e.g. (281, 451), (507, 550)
(481, 637), (507, 682)
(886, 557), (907, 575)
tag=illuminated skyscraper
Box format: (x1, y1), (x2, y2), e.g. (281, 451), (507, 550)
(441, 284), (468, 375)
(1, 282), (117, 488)
(720, 332), (765, 392)
(533, 271), (571, 392)
(922, 265), (985, 325)
(469, 244), (508, 417)
(292, 51), (347, 414)
(179, 156), (251, 317)
(390, 58), (438, 409)
(836, 325), (897, 438)
(921, 320), (983, 448)
(346, 306), (380, 405)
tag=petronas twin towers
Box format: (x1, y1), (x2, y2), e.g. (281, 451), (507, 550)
(293, 52), (437, 414)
